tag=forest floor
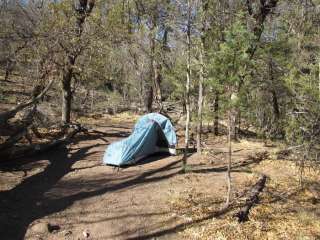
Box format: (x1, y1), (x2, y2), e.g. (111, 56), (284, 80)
(0, 113), (320, 240)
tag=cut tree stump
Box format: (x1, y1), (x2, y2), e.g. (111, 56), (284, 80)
(235, 174), (267, 222)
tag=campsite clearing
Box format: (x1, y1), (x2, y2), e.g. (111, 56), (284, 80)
(0, 116), (319, 240)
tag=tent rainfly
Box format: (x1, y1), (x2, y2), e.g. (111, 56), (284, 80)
(103, 113), (177, 166)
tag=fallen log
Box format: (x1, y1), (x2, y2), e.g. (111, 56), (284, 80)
(0, 128), (29, 151)
(235, 174), (267, 222)
(308, 184), (320, 204)
(0, 124), (83, 162)
(0, 78), (54, 125)
(0, 106), (37, 151)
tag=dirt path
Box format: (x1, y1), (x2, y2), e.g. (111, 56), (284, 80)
(0, 123), (269, 240)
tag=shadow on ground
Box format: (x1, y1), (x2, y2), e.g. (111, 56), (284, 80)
(0, 133), (182, 239)
(0, 125), (266, 240)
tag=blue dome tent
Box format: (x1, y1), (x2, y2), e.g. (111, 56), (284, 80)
(103, 113), (177, 166)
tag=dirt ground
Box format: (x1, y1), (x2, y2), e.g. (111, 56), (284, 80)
(0, 116), (319, 240)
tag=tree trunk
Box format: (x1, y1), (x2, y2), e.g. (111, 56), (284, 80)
(4, 67), (10, 82)
(196, 47), (204, 154)
(154, 63), (163, 111)
(318, 61), (320, 99)
(148, 24), (156, 112)
(144, 85), (153, 113)
(269, 57), (280, 120)
(271, 90), (280, 120)
(139, 75), (144, 112)
(225, 107), (232, 207)
(230, 94), (238, 141)
(182, 96), (187, 114)
(61, 65), (73, 123)
(196, 0), (208, 154)
(237, 110), (241, 133)
(3, 41), (27, 82)
(183, 0), (191, 171)
(90, 89), (95, 112)
(231, 117), (237, 140)
(213, 93), (219, 135)
(60, 0), (95, 123)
